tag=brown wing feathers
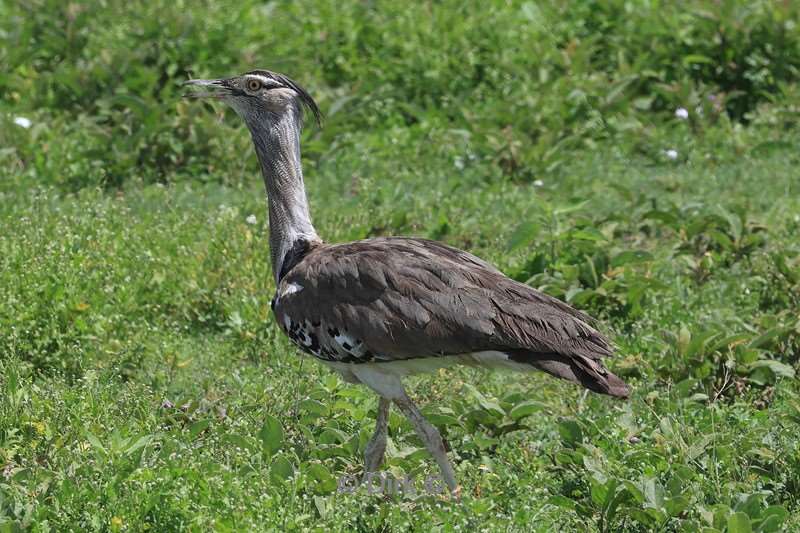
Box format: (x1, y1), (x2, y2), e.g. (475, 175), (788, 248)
(276, 237), (629, 398)
(507, 350), (630, 398)
(484, 275), (629, 398)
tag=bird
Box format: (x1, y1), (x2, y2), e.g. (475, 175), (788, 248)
(184, 70), (630, 494)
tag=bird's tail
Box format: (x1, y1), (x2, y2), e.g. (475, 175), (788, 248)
(508, 350), (630, 399)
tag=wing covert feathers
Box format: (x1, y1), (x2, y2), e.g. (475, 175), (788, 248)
(275, 237), (630, 398)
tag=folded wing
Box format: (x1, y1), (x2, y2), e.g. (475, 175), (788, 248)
(275, 237), (629, 397)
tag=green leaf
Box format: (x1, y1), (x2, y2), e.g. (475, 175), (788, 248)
(727, 512), (753, 533)
(757, 505), (788, 532)
(642, 477), (665, 509)
(466, 408), (499, 426)
(735, 493), (763, 519)
(572, 228), (607, 242)
(189, 419), (210, 440)
(611, 250), (654, 268)
(683, 54), (714, 65)
(259, 415), (284, 457)
(125, 435), (153, 456)
(716, 206), (742, 243)
(557, 419), (583, 448)
(509, 400), (547, 420)
(426, 412), (462, 428)
(463, 383), (505, 419)
(299, 398), (327, 416)
(623, 480), (645, 503)
(687, 434), (713, 461)
(472, 432), (499, 449)
(686, 330), (720, 358)
(547, 494), (576, 510)
(318, 427), (348, 445)
(549, 494), (592, 518)
(313, 495), (328, 518)
(709, 333), (752, 352)
(773, 252), (799, 283)
(751, 140), (795, 157)
(747, 360), (796, 386)
(708, 229), (733, 250)
(507, 221), (539, 251)
(712, 504), (734, 529)
(605, 481), (629, 524)
(665, 495), (690, 517)
(85, 431), (107, 455)
(633, 96), (653, 110)
(748, 327), (789, 350)
(673, 377), (698, 398)
(223, 433), (257, 453)
(270, 454), (294, 482)
(630, 507), (666, 527)
(676, 325), (691, 355)
(758, 515), (784, 533)
(554, 199), (589, 215)
(590, 477), (609, 507)
(642, 209), (679, 226)
(306, 463), (337, 494)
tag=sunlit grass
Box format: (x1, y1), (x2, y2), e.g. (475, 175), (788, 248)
(2, 0), (800, 530)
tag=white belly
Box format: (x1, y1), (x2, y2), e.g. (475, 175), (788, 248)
(323, 350), (531, 384)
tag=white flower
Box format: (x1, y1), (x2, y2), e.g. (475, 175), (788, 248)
(664, 149), (678, 160)
(13, 117), (32, 129)
(533, 179), (544, 187)
(245, 214), (257, 225)
(675, 107), (689, 120)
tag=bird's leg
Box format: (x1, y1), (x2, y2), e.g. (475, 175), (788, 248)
(393, 393), (458, 495)
(349, 366), (459, 496)
(363, 396), (390, 476)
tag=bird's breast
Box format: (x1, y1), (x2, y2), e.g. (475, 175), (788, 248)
(272, 295), (379, 364)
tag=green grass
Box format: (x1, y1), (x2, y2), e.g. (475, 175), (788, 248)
(2, 0), (800, 531)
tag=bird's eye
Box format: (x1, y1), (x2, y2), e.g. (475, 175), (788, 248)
(246, 79), (262, 92)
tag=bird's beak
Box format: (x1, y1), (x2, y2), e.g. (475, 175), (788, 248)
(182, 78), (230, 99)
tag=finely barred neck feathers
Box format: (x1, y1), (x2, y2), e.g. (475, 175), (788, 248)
(184, 70), (323, 283)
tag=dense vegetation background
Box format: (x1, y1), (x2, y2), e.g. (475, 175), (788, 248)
(1, 0), (799, 530)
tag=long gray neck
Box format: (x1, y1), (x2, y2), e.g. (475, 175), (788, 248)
(246, 106), (320, 283)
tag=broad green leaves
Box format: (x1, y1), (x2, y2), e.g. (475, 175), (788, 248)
(259, 414), (284, 457)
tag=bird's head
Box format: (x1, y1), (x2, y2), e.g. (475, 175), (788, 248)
(184, 70), (322, 129)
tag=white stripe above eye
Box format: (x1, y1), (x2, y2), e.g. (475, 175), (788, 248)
(247, 74), (282, 89)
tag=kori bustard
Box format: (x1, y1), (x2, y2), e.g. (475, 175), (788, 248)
(185, 70), (629, 494)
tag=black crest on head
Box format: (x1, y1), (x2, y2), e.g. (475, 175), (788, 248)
(245, 69), (323, 127)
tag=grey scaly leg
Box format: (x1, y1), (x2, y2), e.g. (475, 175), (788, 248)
(350, 366), (459, 495)
(393, 393), (458, 494)
(364, 396), (390, 475)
